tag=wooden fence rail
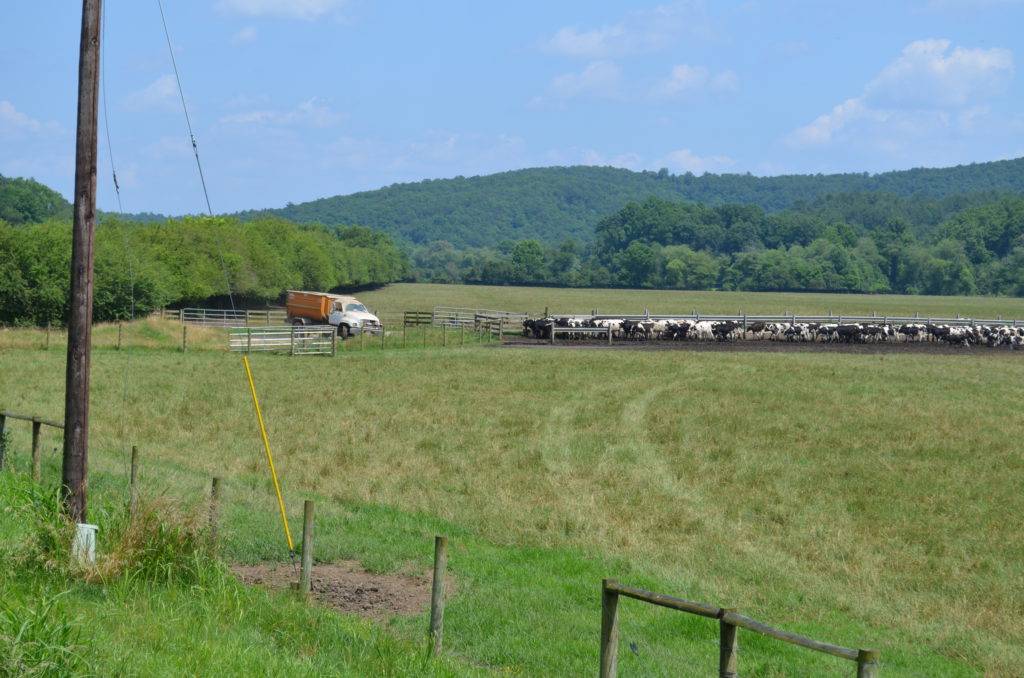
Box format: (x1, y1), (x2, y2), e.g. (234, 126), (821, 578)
(0, 410), (64, 480)
(600, 579), (879, 677)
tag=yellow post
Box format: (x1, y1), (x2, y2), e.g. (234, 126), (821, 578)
(242, 356), (295, 553)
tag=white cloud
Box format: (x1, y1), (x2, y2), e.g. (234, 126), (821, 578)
(0, 101), (62, 140)
(540, 2), (714, 58)
(534, 61), (624, 106)
(785, 39), (1015, 149)
(651, 64), (738, 98)
(216, 0), (347, 21)
(657, 148), (735, 174)
(229, 26), (257, 47)
(124, 75), (179, 112)
(221, 97), (345, 128)
(864, 39), (1013, 108)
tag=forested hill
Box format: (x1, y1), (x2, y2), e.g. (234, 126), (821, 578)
(237, 158), (1024, 249)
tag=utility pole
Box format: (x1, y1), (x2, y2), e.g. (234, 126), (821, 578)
(63, 0), (102, 522)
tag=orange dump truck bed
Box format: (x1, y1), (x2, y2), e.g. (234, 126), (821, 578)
(285, 290), (344, 323)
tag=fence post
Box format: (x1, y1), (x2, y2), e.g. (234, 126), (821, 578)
(498, 322), (503, 342)
(182, 325), (189, 352)
(117, 321), (123, 350)
(460, 323), (465, 346)
(0, 412), (6, 471)
(31, 418), (42, 482)
(290, 325), (296, 356)
(443, 324), (447, 347)
(331, 332), (337, 357)
(299, 499), (314, 597)
(429, 535), (448, 656)
(209, 476), (221, 553)
(719, 608), (739, 678)
(46, 323), (51, 350)
(381, 329), (386, 351)
(600, 578), (620, 678)
(857, 649), (880, 678)
(130, 446), (140, 517)
(361, 330), (366, 351)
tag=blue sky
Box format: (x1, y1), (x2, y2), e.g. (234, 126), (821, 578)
(2, 0), (1022, 216)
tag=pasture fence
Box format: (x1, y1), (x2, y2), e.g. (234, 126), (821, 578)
(157, 307), (288, 326)
(548, 311), (1022, 329)
(0, 410), (63, 481)
(432, 306), (527, 331)
(228, 325), (336, 355)
(600, 579), (878, 677)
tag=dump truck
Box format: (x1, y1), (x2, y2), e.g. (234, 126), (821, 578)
(285, 290), (383, 338)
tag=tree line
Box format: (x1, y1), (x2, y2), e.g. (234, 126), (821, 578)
(409, 192), (1024, 296)
(0, 216), (408, 326)
(241, 159), (1024, 250)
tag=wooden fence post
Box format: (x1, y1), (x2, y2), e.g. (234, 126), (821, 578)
(209, 477), (221, 554)
(182, 325), (189, 352)
(600, 578), (620, 678)
(857, 649), (880, 678)
(117, 321), (123, 350)
(31, 417), (42, 482)
(719, 608), (739, 678)
(460, 323), (464, 346)
(381, 329), (386, 351)
(290, 325), (296, 356)
(422, 324), (427, 349)
(45, 323), (51, 350)
(429, 535), (448, 656)
(331, 332), (337, 357)
(403, 323), (407, 348)
(130, 446), (140, 517)
(443, 324), (447, 347)
(299, 499), (314, 597)
(361, 330), (366, 352)
(0, 412), (7, 471)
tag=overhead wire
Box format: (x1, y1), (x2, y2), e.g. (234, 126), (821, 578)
(156, 0), (236, 312)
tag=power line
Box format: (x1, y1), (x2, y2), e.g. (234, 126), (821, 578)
(156, 0), (236, 312)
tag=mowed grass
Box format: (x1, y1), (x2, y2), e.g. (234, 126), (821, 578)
(359, 282), (1024, 321)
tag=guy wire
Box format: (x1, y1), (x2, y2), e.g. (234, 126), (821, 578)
(156, 0), (236, 312)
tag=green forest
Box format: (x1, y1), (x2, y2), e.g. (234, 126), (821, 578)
(2, 157), (1024, 327)
(419, 193), (1024, 295)
(0, 210), (407, 325)
(239, 159), (1024, 249)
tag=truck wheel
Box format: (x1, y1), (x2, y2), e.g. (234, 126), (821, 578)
(339, 325), (350, 339)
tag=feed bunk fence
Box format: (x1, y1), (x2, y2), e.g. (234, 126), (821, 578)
(0, 410), (64, 481)
(600, 579), (880, 677)
(228, 325), (335, 355)
(173, 308), (288, 327)
(432, 306), (527, 331)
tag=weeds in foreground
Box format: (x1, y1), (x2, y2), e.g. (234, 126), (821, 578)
(0, 591), (87, 678)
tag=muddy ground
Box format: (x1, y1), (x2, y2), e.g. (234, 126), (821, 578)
(230, 561), (435, 621)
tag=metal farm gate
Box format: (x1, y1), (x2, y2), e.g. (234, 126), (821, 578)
(228, 325), (335, 355)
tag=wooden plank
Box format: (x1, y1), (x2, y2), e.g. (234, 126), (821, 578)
(606, 581), (721, 619)
(720, 611), (859, 661)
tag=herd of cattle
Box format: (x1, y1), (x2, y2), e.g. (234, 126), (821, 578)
(521, 316), (1024, 349)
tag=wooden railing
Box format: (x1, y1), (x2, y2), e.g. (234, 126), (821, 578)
(0, 410), (64, 481)
(600, 579), (879, 677)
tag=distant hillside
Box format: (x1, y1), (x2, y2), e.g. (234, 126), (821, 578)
(0, 174), (71, 225)
(236, 159), (1024, 248)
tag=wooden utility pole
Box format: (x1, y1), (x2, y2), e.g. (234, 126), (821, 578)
(62, 0), (102, 523)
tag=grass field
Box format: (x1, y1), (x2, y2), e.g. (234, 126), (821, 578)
(359, 282), (1024, 321)
(1, 283), (1023, 676)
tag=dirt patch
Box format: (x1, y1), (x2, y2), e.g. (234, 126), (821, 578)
(230, 560), (436, 621)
